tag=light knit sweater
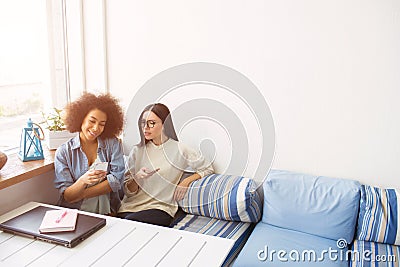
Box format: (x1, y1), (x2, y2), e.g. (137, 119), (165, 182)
(118, 139), (214, 217)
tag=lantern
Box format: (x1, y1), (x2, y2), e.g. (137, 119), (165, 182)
(18, 118), (45, 161)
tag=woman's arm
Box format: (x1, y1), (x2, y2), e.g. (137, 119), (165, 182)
(104, 138), (125, 193)
(63, 169), (107, 203)
(173, 143), (215, 201)
(123, 145), (141, 196)
(125, 175), (139, 193)
(55, 138), (123, 204)
(68, 138), (125, 203)
(125, 167), (159, 194)
(174, 173), (201, 201)
(82, 179), (112, 199)
(180, 173), (201, 186)
(63, 178), (86, 203)
(54, 145), (86, 203)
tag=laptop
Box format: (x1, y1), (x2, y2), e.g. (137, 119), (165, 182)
(0, 205), (106, 248)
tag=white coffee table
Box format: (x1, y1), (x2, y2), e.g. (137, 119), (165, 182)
(0, 202), (234, 266)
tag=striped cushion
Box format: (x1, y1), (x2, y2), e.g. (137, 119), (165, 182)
(178, 174), (262, 223)
(171, 213), (254, 267)
(350, 239), (399, 266)
(357, 185), (400, 245)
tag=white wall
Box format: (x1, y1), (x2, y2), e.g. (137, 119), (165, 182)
(79, 0), (400, 188)
(0, 172), (59, 215)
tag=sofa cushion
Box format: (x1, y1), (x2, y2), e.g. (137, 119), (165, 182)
(263, 169), (361, 242)
(356, 185), (400, 245)
(233, 222), (348, 266)
(350, 239), (399, 266)
(178, 173), (262, 222)
(171, 213), (254, 266)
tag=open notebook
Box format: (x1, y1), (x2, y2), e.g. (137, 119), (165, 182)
(0, 205), (106, 248)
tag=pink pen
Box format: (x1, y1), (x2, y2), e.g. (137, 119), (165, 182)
(55, 210), (68, 223)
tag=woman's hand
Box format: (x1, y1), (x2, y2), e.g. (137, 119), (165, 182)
(173, 179), (191, 201)
(64, 169), (107, 203)
(79, 169), (107, 186)
(125, 167), (159, 194)
(135, 167), (160, 179)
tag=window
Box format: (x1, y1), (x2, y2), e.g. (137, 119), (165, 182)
(0, 0), (51, 153)
(0, 0), (122, 154)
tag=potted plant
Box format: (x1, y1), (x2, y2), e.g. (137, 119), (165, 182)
(40, 108), (76, 150)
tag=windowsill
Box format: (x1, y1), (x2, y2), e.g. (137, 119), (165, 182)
(0, 146), (55, 190)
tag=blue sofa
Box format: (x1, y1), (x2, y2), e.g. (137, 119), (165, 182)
(174, 173), (262, 265)
(350, 185), (400, 267)
(173, 170), (400, 266)
(234, 169), (360, 266)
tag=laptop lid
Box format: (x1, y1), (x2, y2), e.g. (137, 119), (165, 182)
(0, 205), (106, 248)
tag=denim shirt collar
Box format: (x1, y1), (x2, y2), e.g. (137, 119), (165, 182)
(70, 134), (106, 151)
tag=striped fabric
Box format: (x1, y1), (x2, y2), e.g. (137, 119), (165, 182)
(357, 185), (400, 245)
(171, 213), (254, 267)
(178, 174), (262, 223)
(350, 239), (399, 267)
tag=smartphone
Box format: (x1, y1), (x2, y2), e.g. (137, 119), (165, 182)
(146, 168), (160, 175)
(94, 162), (108, 171)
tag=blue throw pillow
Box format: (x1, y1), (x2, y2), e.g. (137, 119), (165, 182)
(178, 173), (262, 222)
(263, 169), (361, 242)
(356, 185), (400, 245)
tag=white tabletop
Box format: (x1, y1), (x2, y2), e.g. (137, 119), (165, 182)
(0, 202), (234, 267)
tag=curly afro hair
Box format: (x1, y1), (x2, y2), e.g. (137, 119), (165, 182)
(64, 92), (124, 138)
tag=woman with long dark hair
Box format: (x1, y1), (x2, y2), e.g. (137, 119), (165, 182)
(118, 103), (214, 226)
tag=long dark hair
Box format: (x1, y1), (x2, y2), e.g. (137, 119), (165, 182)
(138, 103), (178, 146)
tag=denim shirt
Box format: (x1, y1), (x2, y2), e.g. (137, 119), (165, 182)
(54, 135), (125, 212)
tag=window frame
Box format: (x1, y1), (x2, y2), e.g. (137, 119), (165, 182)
(0, 0), (69, 153)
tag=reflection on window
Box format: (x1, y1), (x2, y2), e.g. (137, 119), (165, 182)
(0, 0), (51, 152)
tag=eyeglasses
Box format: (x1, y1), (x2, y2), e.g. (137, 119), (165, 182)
(140, 120), (157, 128)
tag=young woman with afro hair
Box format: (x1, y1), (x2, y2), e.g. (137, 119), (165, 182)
(54, 93), (125, 215)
